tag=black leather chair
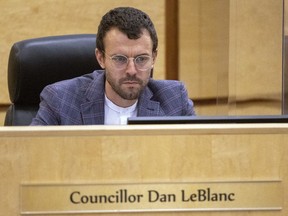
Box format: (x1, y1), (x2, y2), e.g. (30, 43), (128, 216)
(4, 34), (102, 126)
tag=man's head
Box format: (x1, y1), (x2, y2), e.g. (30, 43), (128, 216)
(96, 7), (158, 53)
(95, 7), (158, 107)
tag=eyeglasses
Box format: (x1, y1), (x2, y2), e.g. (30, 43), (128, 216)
(103, 51), (153, 71)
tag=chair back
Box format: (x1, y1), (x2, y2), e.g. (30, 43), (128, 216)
(5, 34), (101, 126)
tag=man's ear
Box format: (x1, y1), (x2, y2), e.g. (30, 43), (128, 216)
(152, 50), (158, 62)
(95, 48), (105, 69)
(152, 50), (158, 66)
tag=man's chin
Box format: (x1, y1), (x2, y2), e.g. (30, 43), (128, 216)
(120, 89), (141, 100)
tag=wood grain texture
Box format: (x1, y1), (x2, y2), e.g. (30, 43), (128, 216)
(0, 125), (287, 215)
(179, 0), (283, 115)
(0, 0), (165, 104)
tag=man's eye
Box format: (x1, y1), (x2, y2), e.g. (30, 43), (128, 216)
(112, 56), (127, 63)
(136, 56), (150, 64)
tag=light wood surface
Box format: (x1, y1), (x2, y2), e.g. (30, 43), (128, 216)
(0, 124), (287, 215)
(179, 0), (283, 115)
(0, 0), (165, 105)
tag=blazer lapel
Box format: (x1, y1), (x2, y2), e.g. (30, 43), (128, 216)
(81, 100), (105, 125)
(80, 71), (105, 125)
(137, 88), (165, 116)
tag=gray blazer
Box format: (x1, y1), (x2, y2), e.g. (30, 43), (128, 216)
(31, 70), (195, 125)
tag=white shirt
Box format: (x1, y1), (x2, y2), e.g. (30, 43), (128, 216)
(104, 95), (138, 125)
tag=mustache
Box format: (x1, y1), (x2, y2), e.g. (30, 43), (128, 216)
(120, 75), (143, 84)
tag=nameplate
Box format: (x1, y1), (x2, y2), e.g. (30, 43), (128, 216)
(21, 181), (282, 214)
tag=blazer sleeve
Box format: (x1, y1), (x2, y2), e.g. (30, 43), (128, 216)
(180, 81), (196, 116)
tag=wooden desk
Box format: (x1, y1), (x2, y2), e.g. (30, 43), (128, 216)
(0, 124), (287, 215)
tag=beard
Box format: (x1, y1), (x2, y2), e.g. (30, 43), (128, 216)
(106, 73), (149, 100)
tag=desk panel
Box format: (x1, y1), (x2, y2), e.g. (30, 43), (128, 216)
(0, 124), (287, 215)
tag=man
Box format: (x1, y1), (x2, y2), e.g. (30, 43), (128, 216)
(31, 7), (195, 125)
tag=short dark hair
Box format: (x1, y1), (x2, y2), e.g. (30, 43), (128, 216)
(96, 7), (158, 53)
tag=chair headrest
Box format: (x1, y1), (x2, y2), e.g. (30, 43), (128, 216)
(8, 34), (101, 105)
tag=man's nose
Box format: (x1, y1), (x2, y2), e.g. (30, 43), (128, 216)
(126, 58), (137, 74)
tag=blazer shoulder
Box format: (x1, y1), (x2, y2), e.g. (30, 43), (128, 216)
(43, 70), (104, 94)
